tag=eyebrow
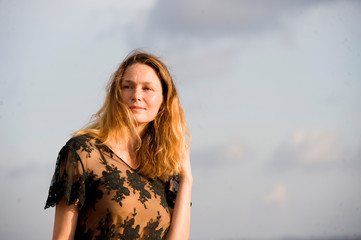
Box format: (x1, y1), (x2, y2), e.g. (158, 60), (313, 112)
(122, 80), (154, 85)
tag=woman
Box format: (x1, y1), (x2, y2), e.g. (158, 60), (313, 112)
(45, 51), (192, 240)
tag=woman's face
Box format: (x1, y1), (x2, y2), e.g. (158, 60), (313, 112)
(121, 63), (164, 126)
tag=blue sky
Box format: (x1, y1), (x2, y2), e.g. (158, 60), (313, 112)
(1, 0), (361, 239)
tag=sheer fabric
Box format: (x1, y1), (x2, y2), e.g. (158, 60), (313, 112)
(45, 135), (178, 239)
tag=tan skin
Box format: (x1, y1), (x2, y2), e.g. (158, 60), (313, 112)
(52, 64), (192, 240)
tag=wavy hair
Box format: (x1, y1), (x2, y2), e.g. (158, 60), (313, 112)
(74, 50), (189, 180)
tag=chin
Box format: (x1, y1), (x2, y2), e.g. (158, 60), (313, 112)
(135, 119), (151, 125)
(134, 116), (156, 125)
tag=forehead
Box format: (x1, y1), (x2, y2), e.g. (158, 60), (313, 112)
(123, 63), (161, 84)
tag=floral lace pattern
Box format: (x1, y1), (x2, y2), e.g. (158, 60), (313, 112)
(45, 135), (178, 239)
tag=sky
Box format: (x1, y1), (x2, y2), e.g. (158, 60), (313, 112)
(0, 0), (361, 239)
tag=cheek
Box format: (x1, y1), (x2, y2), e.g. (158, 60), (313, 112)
(120, 91), (130, 102)
(155, 97), (164, 112)
(148, 95), (163, 108)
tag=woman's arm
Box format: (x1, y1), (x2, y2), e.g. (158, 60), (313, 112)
(52, 200), (79, 240)
(166, 147), (193, 240)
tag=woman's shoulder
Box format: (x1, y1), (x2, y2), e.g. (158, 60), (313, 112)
(64, 134), (99, 154)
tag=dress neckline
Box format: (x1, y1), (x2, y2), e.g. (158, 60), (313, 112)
(95, 138), (140, 171)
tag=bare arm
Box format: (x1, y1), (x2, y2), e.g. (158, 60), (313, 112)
(52, 200), (79, 240)
(166, 147), (193, 240)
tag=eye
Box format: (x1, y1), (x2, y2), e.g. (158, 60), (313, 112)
(144, 87), (153, 91)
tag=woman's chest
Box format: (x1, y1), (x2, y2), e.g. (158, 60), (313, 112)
(83, 157), (170, 220)
(77, 158), (171, 238)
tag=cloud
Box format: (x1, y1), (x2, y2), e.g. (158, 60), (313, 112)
(290, 131), (340, 163)
(269, 130), (361, 172)
(264, 183), (288, 207)
(142, 0), (333, 40)
(191, 139), (252, 170)
(225, 139), (245, 160)
(73, 0), (156, 10)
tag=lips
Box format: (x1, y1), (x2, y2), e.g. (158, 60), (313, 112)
(130, 106), (146, 110)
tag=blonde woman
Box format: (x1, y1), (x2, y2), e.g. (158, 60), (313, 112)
(45, 51), (192, 240)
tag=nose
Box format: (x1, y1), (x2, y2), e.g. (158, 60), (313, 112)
(131, 87), (142, 101)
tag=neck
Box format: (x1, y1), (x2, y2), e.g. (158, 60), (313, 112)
(107, 122), (148, 154)
(106, 134), (139, 169)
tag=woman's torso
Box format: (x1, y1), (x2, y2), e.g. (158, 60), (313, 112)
(47, 135), (172, 239)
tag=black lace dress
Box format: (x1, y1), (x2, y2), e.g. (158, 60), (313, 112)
(45, 135), (178, 240)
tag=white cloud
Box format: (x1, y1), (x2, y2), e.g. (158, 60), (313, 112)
(291, 131), (340, 163)
(225, 140), (245, 160)
(264, 183), (288, 207)
(271, 130), (361, 172)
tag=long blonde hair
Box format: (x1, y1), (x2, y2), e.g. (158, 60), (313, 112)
(74, 50), (189, 180)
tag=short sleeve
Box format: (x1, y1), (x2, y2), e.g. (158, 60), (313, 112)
(165, 175), (179, 209)
(44, 144), (86, 210)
